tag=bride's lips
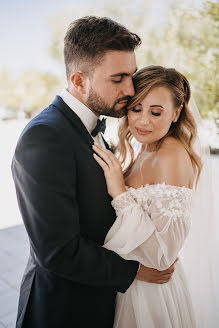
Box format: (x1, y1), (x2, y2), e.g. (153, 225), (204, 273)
(136, 128), (152, 136)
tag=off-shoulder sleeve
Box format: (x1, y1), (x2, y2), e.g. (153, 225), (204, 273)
(104, 184), (193, 271)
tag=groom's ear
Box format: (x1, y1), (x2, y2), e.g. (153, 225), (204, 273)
(70, 71), (89, 95)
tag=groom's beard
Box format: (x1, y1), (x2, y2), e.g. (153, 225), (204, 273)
(86, 86), (129, 118)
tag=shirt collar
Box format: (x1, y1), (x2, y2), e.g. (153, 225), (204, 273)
(59, 88), (98, 134)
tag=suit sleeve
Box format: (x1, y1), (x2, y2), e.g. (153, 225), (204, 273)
(12, 123), (138, 292)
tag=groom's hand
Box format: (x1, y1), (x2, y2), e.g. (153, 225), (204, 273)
(136, 258), (178, 284)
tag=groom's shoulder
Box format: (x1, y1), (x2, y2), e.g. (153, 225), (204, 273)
(27, 101), (63, 129)
(16, 103), (70, 148)
(20, 99), (70, 137)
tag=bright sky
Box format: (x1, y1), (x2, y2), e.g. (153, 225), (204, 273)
(0, 0), (206, 75)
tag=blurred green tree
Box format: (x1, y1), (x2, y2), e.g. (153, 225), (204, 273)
(144, 1), (219, 120)
(0, 69), (62, 118)
(0, 68), (22, 116)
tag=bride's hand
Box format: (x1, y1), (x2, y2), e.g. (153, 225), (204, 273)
(92, 144), (126, 199)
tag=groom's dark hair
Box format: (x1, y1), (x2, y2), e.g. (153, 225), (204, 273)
(64, 16), (141, 81)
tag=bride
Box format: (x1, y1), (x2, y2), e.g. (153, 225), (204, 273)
(93, 65), (210, 327)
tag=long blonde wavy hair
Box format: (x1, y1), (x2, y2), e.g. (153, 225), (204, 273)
(117, 65), (202, 185)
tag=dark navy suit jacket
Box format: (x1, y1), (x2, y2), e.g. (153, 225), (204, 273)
(12, 96), (139, 328)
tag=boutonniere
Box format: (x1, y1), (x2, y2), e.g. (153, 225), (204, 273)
(107, 139), (117, 154)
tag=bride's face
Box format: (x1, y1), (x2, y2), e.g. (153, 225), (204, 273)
(128, 86), (181, 149)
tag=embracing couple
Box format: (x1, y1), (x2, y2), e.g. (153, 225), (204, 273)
(12, 16), (213, 328)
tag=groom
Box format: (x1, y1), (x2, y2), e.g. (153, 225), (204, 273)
(12, 16), (175, 328)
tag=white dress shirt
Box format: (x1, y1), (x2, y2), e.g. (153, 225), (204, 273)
(59, 88), (106, 148)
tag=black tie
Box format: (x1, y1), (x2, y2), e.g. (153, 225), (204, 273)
(91, 118), (106, 137)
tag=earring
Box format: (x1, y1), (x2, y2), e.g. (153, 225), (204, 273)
(173, 119), (177, 123)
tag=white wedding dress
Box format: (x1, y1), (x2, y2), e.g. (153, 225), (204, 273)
(104, 182), (196, 328)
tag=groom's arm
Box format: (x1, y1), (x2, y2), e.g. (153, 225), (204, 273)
(137, 260), (177, 284)
(12, 123), (139, 293)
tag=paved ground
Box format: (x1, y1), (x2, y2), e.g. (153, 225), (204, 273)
(0, 225), (28, 328)
(0, 120), (29, 328)
(0, 120), (218, 327)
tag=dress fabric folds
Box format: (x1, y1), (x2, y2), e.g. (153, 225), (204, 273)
(104, 183), (196, 328)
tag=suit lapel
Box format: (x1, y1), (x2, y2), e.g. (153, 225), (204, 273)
(52, 96), (94, 147)
(101, 135), (110, 151)
(52, 96), (112, 151)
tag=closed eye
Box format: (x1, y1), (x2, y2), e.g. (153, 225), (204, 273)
(131, 108), (141, 112)
(112, 76), (125, 84)
(152, 112), (161, 116)
(112, 80), (122, 84)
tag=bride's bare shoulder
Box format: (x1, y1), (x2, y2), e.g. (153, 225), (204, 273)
(163, 136), (188, 153)
(150, 137), (194, 187)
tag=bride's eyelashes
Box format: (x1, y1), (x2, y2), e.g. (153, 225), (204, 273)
(112, 80), (122, 84)
(131, 108), (141, 112)
(131, 108), (161, 116)
(152, 112), (161, 116)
